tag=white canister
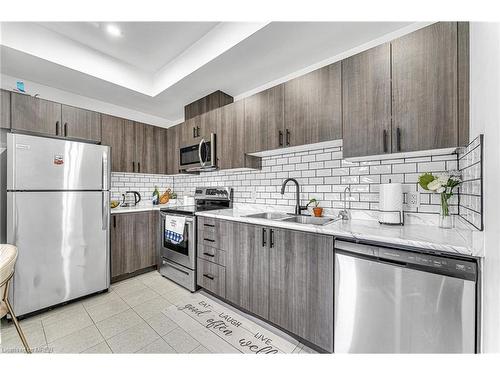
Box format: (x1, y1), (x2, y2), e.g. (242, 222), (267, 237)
(378, 182), (404, 225)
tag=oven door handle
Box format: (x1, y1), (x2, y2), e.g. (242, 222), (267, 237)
(198, 138), (206, 168)
(160, 212), (194, 223)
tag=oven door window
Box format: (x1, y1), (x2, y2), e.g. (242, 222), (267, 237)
(163, 223), (189, 256)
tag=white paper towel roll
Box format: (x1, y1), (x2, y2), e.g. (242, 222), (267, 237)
(379, 182), (403, 225)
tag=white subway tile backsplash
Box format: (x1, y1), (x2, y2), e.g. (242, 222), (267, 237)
(369, 165), (391, 174)
(111, 143), (478, 222)
(417, 161), (446, 172)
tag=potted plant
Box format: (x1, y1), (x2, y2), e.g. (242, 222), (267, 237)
(418, 171), (461, 228)
(307, 198), (323, 217)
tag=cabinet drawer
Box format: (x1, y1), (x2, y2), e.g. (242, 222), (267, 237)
(197, 217), (232, 251)
(197, 258), (226, 298)
(197, 243), (226, 266)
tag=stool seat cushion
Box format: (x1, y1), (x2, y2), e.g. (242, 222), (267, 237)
(1, 245), (18, 318)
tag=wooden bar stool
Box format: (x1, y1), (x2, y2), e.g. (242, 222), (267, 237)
(0, 244), (31, 353)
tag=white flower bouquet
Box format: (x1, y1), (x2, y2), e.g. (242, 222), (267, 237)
(418, 171), (461, 227)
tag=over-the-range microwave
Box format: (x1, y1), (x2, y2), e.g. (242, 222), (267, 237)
(179, 133), (217, 173)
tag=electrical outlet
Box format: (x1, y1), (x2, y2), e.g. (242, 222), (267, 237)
(406, 191), (420, 210)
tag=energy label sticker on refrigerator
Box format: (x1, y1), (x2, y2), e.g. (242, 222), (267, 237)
(53, 155), (64, 165)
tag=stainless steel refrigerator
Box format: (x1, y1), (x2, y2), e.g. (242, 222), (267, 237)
(6, 133), (110, 317)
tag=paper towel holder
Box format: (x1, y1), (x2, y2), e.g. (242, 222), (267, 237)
(378, 210), (405, 226)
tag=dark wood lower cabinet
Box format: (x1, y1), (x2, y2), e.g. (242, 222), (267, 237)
(269, 228), (334, 352)
(225, 222), (270, 320)
(110, 212), (157, 281)
(197, 218), (334, 352)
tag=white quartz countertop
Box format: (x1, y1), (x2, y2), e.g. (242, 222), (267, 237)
(111, 201), (181, 214)
(195, 208), (483, 258)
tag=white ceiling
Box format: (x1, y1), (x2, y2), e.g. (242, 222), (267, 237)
(39, 22), (219, 73)
(0, 21), (420, 125)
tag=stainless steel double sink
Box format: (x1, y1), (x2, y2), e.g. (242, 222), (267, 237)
(244, 212), (339, 226)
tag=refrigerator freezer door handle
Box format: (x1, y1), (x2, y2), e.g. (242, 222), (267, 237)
(102, 150), (109, 190)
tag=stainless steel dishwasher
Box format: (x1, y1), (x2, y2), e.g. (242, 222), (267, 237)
(334, 240), (478, 353)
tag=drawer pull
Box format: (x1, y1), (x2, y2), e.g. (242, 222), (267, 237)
(203, 274), (215, 280)
(203, 223), (215, 228)
(203, 252), (215, 257)
(204, 238), (215, 243)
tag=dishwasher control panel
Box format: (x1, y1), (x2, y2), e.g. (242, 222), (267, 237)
(335, 240), (477, 281)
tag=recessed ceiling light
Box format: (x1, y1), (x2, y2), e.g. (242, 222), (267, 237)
(106, 24), (122, 37)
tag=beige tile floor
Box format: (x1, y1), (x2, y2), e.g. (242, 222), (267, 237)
(0, 271), (316, 354)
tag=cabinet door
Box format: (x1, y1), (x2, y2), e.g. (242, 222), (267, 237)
(1, 89), (10, 129)
(269, 229), (334, 352)
(244, 85), (284, 153)
(131, 211), (156, 271)
(342, 44), (392, 158)
(11, 93), (61, 136)
(392, 22), (458, 152)
(218, 101), (244, 170)
(225, 222), (269, 319)
(167, 124), (180, 175)
(154, 126), (168, 175)
(62, 105), (101, 142)
(181, 117), (201, 146)
(110, 214), (135, 278)
(199, 107), (220, 139)
(102, 115), (134, 173)
(135, 122), (156, 174)
(284, 63), (342, 147)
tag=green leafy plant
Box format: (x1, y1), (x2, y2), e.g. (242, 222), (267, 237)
(307, 198), (320, 208)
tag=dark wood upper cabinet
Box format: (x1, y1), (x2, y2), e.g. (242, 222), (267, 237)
(269, 228), (334, 352)
(284, 62), (342, 147)
(153, 126), (169, 175)
(11, 93), (61, 136)
(184, 90), (233, 120)
(101, 114), (134, 173)
(218, 101), (260, 170)
(458, 22), (470, 147)
(61, 105), (101, 142)
(1, 90), (10, 129)
(167, 124), (181, 175)
(392, 22), (458, 153)
(244, 85), (284, 153)
(181, 116), (201, 146)
(342, 43), (392, 158)
(134, 122), (153, 174)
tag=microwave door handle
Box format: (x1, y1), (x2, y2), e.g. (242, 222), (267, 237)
(198, 138), (206, 168)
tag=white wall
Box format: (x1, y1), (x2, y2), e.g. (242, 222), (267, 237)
(0, 74), (171, 127)
(469, 22), (500, 353)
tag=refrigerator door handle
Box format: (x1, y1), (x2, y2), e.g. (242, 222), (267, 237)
(102, 150), (109, 190)
(102, 191), (108, 230)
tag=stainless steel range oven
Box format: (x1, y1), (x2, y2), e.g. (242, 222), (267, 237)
(159, 212), (197, 290)
(159, 187), (232, 291)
